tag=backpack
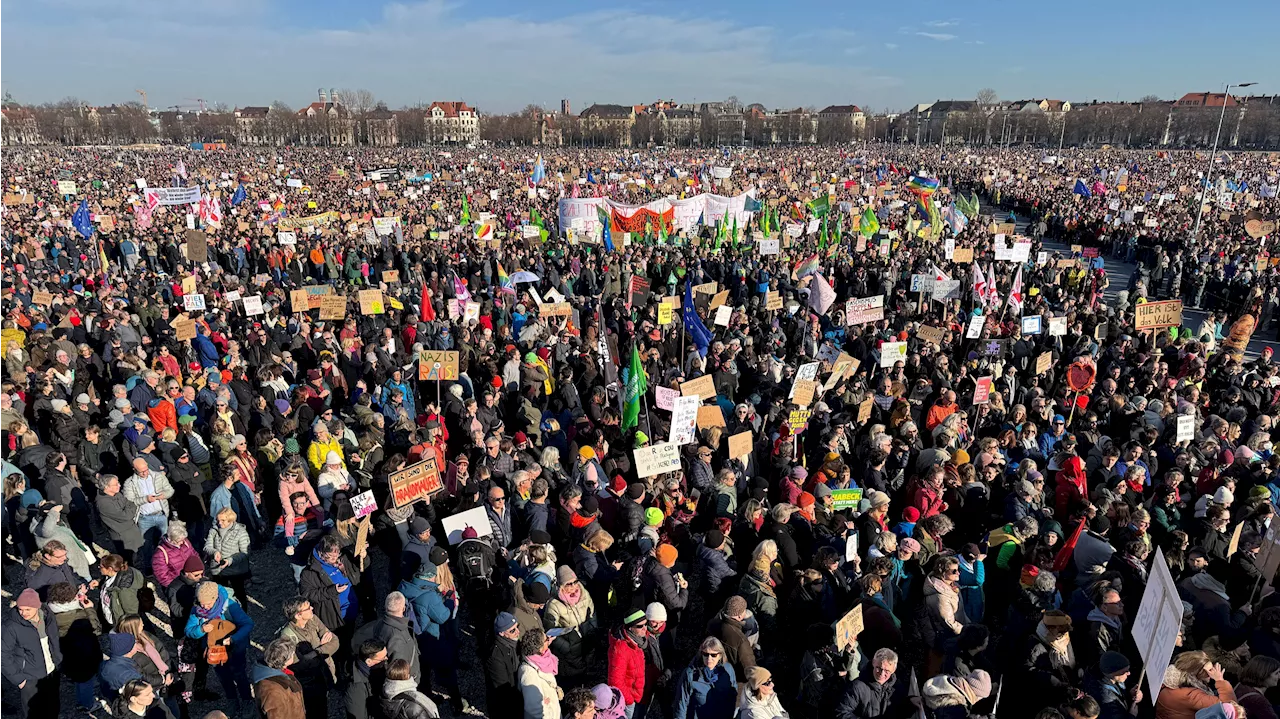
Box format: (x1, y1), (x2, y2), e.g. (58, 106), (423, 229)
(457, 539), (494, 587)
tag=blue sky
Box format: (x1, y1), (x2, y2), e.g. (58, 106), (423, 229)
(2, 0), (1276, 113)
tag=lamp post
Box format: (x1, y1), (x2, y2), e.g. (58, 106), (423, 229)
(1192, 82), (1255, 238)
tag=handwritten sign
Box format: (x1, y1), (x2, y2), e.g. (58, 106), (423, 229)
(541, 302), (572, 317)
(669, 395), (701, 446)
(973, 376), (993, 404)
(845, 295), (885, 325)
(879, 341), (907, 368)
(728, 431), (752, 460)
(349, 490), (378, 519)
(709, 290), (730, 310)
(765, 291), (782, 311)
(1035, 352), (1053, 375)
(917, 325), (946, 345)
(1049, 316), (1068, 336)
(389, 457), (444, 507)
(1176, 414), (1195, 443)
(1021, 315), (1043, 335)
(658, 303), (673, 325)
(635, 443), (682, 479)
(382, 270), (400, 284)
(696, 405), (726, 429)
(32, 290), (54, 306)
(951, 247), (973, 263)
(418, 350), (460, 381)
(791, 379), (817, 407)
(291, 289), (311, 314)
(358, 289), (385, 315)
(680, 375), (716, 401)
(833, 605), (865, 652)
(318, 295), (346, 320)
(1135, 300), (1183, 330)
(173, 317), (197, 341)
(857, 397), (874, 424)
(655, 386), (678, 411)
(787, 410), (812, 433)
(183, 293), (206, 311)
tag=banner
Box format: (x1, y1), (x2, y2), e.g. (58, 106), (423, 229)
(557, 190), (758, 239)
(144, 186), (202, 207)
(278, 210), (341, 230)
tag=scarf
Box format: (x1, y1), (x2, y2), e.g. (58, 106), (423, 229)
(1035, 622), (1076, 667)
(1087, 606), (1122, 630)
(558, 582), (583, 606)
(526, 649), (559, 676)
(194, 587), (227, 621)
(139, 636), (170, 675)
(1188, 571), (1231, 601)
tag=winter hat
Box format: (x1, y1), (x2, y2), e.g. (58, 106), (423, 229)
(415, 560), (438, 581)
(797, 492), (816, 508)
(902, 507), (921, 523)
(183, 555), (205, 573)
(813, 483), (833, 499)
(21, 489), (44, 508)
(645, 507), (665, 527)
(656, 543), (678, 568)
(790, 466), (809, 481)
(230, 434), (247, 449)
(900, 537), (922, 553)
(955, 669), (993, 703)
(592, 684), (625, 718)
(461, 526), (479, 540)
(15, 588), (40, 609)
(623, 609), (647, 626)
(1236, 445), (1256, 463)
(953, 449), (971, 465)
(514, 431), (528, 445)
(608, 475), (628, 493)
(867, 490), (891, 508)
(579, 446), (596, 460)
(557, 565), (578, 586)
(645, 602), (668, 622)
(274, 399), (290, 413)
(178, 413), (196, 425)
(1099, 651), (1130, 677)
(523, 582), (551, 605)
(744, 666), (773, 692)
(324, 451), (342, 466)
(705, 529), (726, 549)
(429, 546), (449, 566)
(494, 612), (518, 634)
(1219, 449), (1235, 466)
(1250, 486), (1272, 500)
(1214, 486), (1234, 505)
(108, 631), (137, 656)
(284, 437), (300, 454)
(1020, 564), (1041, 586)
(50, 399), (68, 412)
(529, 530), (553, 546)
(409, 516), (431, 535)
(626, 483), (646, 500)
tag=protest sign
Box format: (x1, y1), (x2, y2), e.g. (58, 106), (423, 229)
(710, 290), (730, 310)
(173, 317), (197, 341)
(1022, 315), (1043, 335)
(697, 405), (726, 429)
(32, 291), (54, 306)
(181, 275), (198, 295)
(541, 302), (572, 317)
(145, 186), (202, 206)
(418, 350), (460, 381)
(681, 375), (716, 401)
(1049, 317), (1068, 336)
(932, 280), (961, 302)
(1036, 352), (1053, 375)
(389, 457), (444, 507)
(1176, 415), (1195, 443)
(349, 490), (378, 519)
(845, 295), (885, 325)
(728, 431), (753, 460)
(669, 395), (701, 445)
(759, 239), (780, 255)
(791, 379), (817, 407)
(966, 315), (986, 339)
(183, 293), (206, 311)
(635, 443), (682, 478)
(383, 270), (400, 284)
(714, 305), (732, 327)
(832, 605), (864, 652)
(658, 303), (673, 325)
(290, 289), (311, 314)
(241, 295), (264, 316)
(831, 489), (864, 511)
(879, 341), (907, 368)
(917, 325), (946, 345)
(1132, 549), (1183, 704)
(951, 247), (973, 263)
(765, 291), (782, 310)
(442, 506), (492, 545)
(57, 180), (77, 195)
(655, 386), (678, 411)
(319, 295), (346, 320)
(358, 289), (385, 315)
(787, 410), (812, 432)
(185, 229), (208, 262)
(1135, 300), (1183, 330)
(973, 376), (993, 404)
(857, 397), (874, 424)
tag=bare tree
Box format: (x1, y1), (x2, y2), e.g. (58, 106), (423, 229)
(337, 89), (376, 115)
(976, 88), (999, 107)
(1139, 94), (1162, 104)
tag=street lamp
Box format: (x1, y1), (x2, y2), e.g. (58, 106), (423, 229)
(1192, 81), (1256, 238)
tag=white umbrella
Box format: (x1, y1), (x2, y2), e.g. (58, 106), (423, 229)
(511, 271), (541, 284)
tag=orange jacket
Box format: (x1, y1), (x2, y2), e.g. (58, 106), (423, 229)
(147, 399), (178, 435)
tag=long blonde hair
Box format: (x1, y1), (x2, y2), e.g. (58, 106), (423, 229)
(115, 614), (157, 652)
(436, 560), (456, 595)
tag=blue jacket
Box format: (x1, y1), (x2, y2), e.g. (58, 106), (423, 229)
(696, 543), (737, 596)
(957, 556), (986, 623)
(398, 576), (451, 640)
(98, 633), (143, 699)
(184, 584), (255, 654)
(381, 379), (416, 419)
(193, 332), (220, 368)
(673, 662), (737, 719)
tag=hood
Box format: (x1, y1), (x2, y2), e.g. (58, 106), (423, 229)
(383, 677), (419, 698)
(924, 576), (956, 599)
(250, 663), (287, 684)
(399, 577), (439, 599)
(108, 632), (137, 658)
(48, 599), (83, 614)
(988, 524), (1018, 546)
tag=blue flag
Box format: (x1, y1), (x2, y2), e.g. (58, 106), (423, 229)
(231, 183), (246, 207)
(72, 200), (94, 239)
(682, 282), (713, 357)
(587, 169), (596, 185)
(531, 157), (546, 185)
(1073, 179), (1092, 198)
(599, 206), (614, 253)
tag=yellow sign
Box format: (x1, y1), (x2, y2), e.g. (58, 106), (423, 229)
(658, 304), (673, 326)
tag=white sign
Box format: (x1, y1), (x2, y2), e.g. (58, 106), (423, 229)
(966, 315), (986, 339)
(655, 386), (679, 411)
(183, 293), (206, 311)
(1132, 549), (1183, 705)
(1011, 241), (1032, 263)
(786, 223), (804, 238)
(277, 231), (297, 246)
(287, 178), (304, 189)
(144, 186), (203, 206)
(944, 238), (955, 260)
(1049, 316), (1068, 336)
(441, 506), (493, 545)
(135, 178), (147, 190)
(759, 239), (780, 255)
(635, 443), (682, 479)
(711, 166), (733, 180)
(931, 280), (961, 302)
(225, 290), (242, 302)
(879, 341), (907, 368)
(1021, 315), (1043, 335)
(669, 395), (701, 446)
(910, 274), (935, 293)
(844, 295), (885, 325)
(714, 305), (732, 327)
(350, 490), (378, 519)
(373, 217), (399, 235)
(242, 295), (264, 316)
(1176, 414), (1195, 443)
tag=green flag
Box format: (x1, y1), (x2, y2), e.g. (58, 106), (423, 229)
(806, 195), (830, 217)
(818, 215), (828, 251)
(860, 206), (880, 237)
(622, 345), (647, 431)
(461, 195), (472, 226)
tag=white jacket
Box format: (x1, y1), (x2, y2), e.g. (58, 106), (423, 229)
(518, 661), (560, 719)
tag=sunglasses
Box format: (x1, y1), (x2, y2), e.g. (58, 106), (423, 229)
(702, 652), (720, 658)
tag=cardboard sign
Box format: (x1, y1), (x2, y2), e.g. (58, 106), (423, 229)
(693, 282), (718, 296)
(728, 431), (753, 460)
(182, 275), (199, 295)
(389, 457), (444, 507)
(1049, 316), (1068, 336)
(681, 375), (716, 401)
(833, 604), (864, 653)
(318, 295), (346, 320)
(845, 295), (885, 325)
(542, 302), (573, 317)
(383, 270), (401, 284)
(291, 289), (311, 314)
(791, 379), (817, 407)
(917, 325), (946, 345)
(696, 405), (726, 429)
(1135, 300), (1183, 330)
(857, 397), (874, 424)
(973, 376), (993, 404)
(1035, 352), (1053, 375)
(635, 443), (682, 479)
(57, 180), (77, 195)
(349, 490), (378, 519)
(173, 317), (197, 341)
(185, 229), (208, 262)
(709, 290), (730, 310)
(787, 410), (812, 432)
(418, 350), (460, 381)
(358, 289), (385, 315)
(31, 291), (54, 306)
(951, 247), (974, 264)
(765, 291), (782, 311)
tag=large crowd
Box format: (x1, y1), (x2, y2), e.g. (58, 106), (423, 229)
(3, 142), (1280, 719)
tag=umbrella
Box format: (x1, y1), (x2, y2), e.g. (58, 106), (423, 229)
(511, 271), (541, 284)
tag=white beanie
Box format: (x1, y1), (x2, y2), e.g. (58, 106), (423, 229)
(645, 602), (667, 622)
(325, 451), (343, 466)
(1214, 486), (1234, 505)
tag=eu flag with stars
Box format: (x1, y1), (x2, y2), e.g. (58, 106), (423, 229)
(682, 282), (713, 357)
(72, 200), (94, 239)
(231, 183), (246, 207)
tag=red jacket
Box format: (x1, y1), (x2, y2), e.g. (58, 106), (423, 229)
(908, 481), (946, 519)
(1055, 456), (1088, 519)
(607, 628), (646, 704)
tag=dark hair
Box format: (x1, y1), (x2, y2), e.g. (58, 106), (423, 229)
(48, 581), (78, 604)
(282, 596), (309, 623)
(563, 687), (596, 717)
(101, 553), (128, 572)
(357, 639), (387, 662)
(1240, 655), (1280, 687)
(387, 658), (414, 682)
(518, 628), (547, 657)
(1063, 695), (1099, 717)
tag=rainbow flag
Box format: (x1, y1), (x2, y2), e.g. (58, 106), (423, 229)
(497, 263), (515, 295)
(794, 253), (820, 279)
(907, 175), (939, 196)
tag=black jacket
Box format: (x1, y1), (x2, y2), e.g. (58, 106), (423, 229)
(1, 607), (63, 687)
(835, 669), (907, 719)
(345, 660), (387, 719)
(642, 557), (688, 613)
(298, 551), (361, 631)
(381, 691), (436, 719)
(484, 634), (521, 716)
(352, 615), (420, 683)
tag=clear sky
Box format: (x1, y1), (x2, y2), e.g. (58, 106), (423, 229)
(2, 0), (1276, 114)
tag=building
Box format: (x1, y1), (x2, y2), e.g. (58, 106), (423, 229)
(765, 108), (817, 144)
(1175, 92), (1239, 108)
(1, 106), (41, 145)
(700, 101), (745, 146)
(817, 104), (867, 136)
(426, 101), (479, 144)
(579, 104), (636, 146)
(658, 107), (699, 146)
(560, 99), (571, 115)
(364, 106), (398, 146)
(296, 89), (355, 146)
(910, 100), (978, 143)
(233, 106), (270, 145)
(1012, 99), (1072, 116)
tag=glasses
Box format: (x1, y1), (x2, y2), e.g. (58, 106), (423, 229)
(763, 679), (775, 687)
(702, 652), (720, 658)
(491, 496), (506, 503)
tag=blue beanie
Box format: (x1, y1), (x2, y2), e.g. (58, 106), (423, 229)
(21, 489), (44, 508)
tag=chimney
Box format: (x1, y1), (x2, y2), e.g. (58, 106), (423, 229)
(319, 88), (327, 104)
(330, 88), (340, 106)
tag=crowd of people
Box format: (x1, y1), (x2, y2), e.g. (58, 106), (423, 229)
(2, 141), (1280, 719)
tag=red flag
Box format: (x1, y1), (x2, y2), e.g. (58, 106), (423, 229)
(420, 284), (435, 322)
(1052, 519), (1085, 572)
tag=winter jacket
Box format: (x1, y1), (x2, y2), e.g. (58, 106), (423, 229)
(51, 600), (103, 682)
(298, 550), (361, 631)
(123, 469), (176, 518)
(398, 576), (452, 640)
(352, 614), (421, 681)
(204, 521), (251, 576)
(1, 606), (64, 687)
(381, 677), (441, 719)
(738, 572), (779, 630)
(518, 660), (561, 719)
(673, 662), (737, 719)
(608, 627), (647, 704)
(26, 560), (82, 600)
(643, 557), (689, 613)
(152, 538), (198, 589)
(696, 543), (737, 596)
(485, 635), (522, 716)
(184, 584), (254, 655)
(707, 614), (756, 677)
(251, 664), (306, 719)
(543, 589), (598, 679)
(835, 668), (906, 719)
(103, 566), (146, 622)
(97, 491), (144, 551)
(1154, 664), (1235, 719)
(279, 616), (338, 686)
(920, 576), (967, 650)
